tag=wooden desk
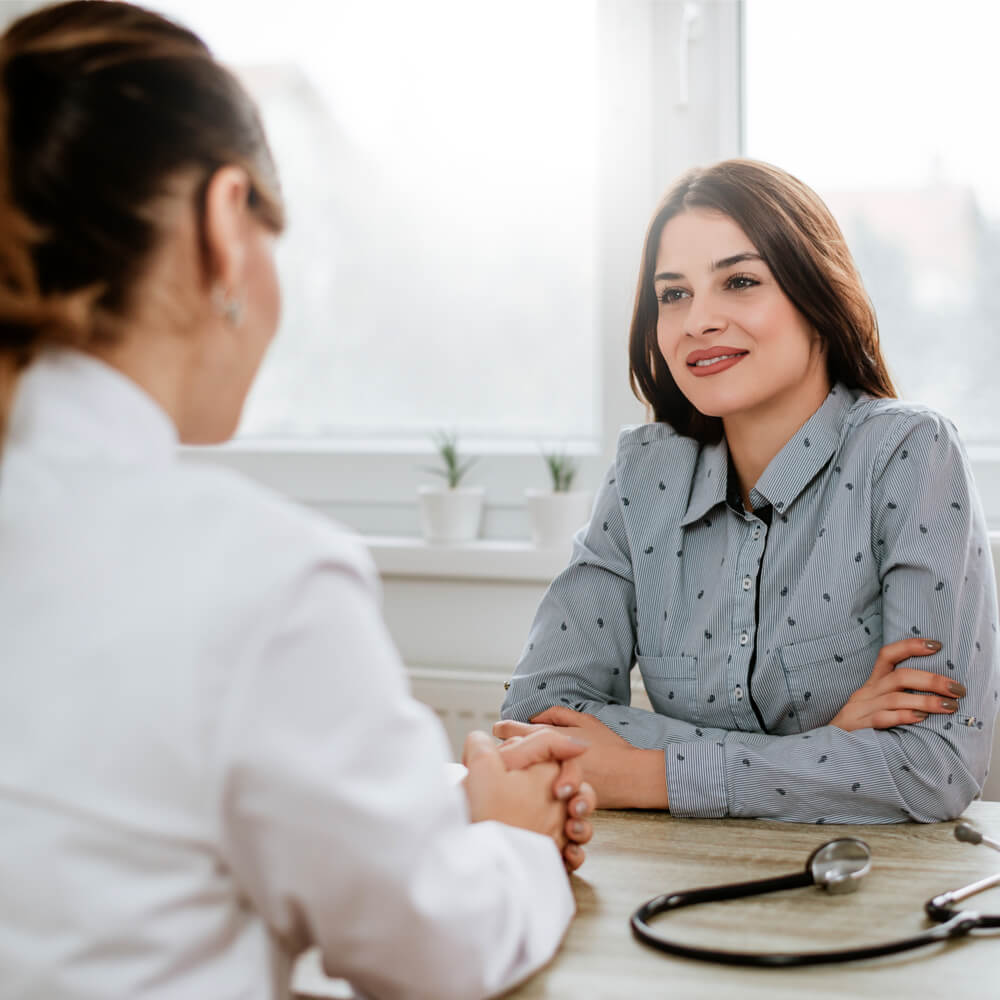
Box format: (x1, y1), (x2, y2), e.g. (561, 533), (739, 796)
(503, 801), (1000, 999)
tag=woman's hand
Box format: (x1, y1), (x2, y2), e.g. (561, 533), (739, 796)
(494, 728), (597, 871)
(462, 731), (590, 869)
(830, 637), (966, 731)
(494, 708), (669, 810)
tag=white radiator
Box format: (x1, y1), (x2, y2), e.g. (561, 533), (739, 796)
(408, 667), (508, 760)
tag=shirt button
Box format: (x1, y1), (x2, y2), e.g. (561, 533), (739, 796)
(735, 686), (744, 701)
(742, 576), (752, 591)
(752, 527), (761, 540)
(739, 632), (749, 646)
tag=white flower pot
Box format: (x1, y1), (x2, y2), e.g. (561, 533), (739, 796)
(418, 486), (485, 543)
(525, 489), (593, 548)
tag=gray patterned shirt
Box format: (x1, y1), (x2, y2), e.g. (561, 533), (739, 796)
(501, 386), (999, 823)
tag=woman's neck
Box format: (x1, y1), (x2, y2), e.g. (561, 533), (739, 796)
(724, 374), (832, 510)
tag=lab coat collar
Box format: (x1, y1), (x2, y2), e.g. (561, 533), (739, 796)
(7, 349), (179, 465)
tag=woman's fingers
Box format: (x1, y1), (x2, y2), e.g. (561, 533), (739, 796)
(857, 691), (959, 730)
(873, 666), (966, 699)
(563, 842), (585, 871)
(531, 706), (584, 727)
(495, 727), (586, 767)
(870, 708), (931, 728)
(566, 816), (593, 845)
(568, 781), (597, 823)
(878, 691), (959, 715)
(493, 719), (550, 740)
(869, 637), (942, 680)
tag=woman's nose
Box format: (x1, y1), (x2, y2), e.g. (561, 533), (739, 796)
(684, 299), (727, 338)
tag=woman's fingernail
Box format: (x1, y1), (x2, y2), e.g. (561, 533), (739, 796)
(925, 640), (942, 650)
(573, 799), (589, 816)
(948, 682), (966, 697)
(914, 711), (929, 720)
(571, 821), (585, 837)
(942, 699), (959, 711)
(557, 784), (574, 800)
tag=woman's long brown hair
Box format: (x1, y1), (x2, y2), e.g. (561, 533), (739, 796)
(628, 159), (896, 442)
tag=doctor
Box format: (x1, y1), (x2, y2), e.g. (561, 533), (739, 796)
(0, 3), (594, 999)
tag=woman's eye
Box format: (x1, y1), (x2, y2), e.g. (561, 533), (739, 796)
(657, 287), (689, 304)
(727, 273), (759, 290)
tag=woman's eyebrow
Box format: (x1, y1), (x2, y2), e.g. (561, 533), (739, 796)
(711, 251), (762, 271)
(654, 251), (763, 283)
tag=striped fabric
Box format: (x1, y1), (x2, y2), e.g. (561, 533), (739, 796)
(501, 385), (1000, 824)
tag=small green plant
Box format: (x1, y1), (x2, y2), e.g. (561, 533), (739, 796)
(424, 430), (476, 489)
(543, 449), (578, 493)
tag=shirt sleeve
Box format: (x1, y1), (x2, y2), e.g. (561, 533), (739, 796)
(213, 553), (574, 1000)
(500, 461), (639, 721)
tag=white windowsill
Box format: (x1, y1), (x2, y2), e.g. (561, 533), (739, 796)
(364, 530), (1000, 584)
(363, 535), (569, 582)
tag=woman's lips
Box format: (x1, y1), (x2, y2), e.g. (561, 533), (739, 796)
(686, 350), (749, 377)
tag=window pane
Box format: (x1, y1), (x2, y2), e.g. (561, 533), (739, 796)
(745, 0), (1000, 443)
(150, 0), (599, 441)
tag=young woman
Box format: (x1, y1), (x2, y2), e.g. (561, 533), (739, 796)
(0, 4), (595, 998)
(499, 159), (999, 825)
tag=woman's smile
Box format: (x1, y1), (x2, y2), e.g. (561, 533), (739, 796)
(686, 346), (750, 376)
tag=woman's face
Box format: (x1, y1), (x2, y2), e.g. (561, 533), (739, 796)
(653, 208), (829, 426)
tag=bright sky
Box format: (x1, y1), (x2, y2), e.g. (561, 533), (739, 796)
(745, 0), (1000, 216)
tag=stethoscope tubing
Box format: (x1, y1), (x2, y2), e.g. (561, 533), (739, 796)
(631, 845), (1000, 967)
(631, 900), (981, 968)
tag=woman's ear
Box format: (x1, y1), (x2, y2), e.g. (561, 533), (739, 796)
(201, 166), (252, 291)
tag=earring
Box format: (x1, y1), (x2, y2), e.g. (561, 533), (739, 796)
(212, 284), (245, 328)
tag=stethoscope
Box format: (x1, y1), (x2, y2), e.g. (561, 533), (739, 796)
(631, 822), (1000, 966)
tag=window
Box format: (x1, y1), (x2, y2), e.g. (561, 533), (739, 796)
(165, 1), (743, 537)
(745, 0), (1000, 447)
(149, 0), (602, 444)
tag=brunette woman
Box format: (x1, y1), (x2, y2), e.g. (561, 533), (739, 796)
(499, 159), (998, 824)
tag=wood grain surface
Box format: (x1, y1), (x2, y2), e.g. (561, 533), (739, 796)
(502, 801), (1000, 999)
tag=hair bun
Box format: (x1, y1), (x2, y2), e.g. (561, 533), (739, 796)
(0, 54), (92, 361)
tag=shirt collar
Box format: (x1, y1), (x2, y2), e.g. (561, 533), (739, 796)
(680, 435), (730, 526)
(750, 384), (855, 515)
(7, 349), (179, 465)
(680, 384), (855, 525)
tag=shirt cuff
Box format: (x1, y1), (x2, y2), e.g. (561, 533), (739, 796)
(664, 741), (728, 817)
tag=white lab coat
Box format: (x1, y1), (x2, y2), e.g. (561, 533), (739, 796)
(0, 351), (573, 1000)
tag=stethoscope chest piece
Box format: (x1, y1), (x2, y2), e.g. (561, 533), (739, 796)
(808, 837), (872, 894)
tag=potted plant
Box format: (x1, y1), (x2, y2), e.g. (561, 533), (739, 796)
(417, 431), (484, 543)
(525, 450), (593, 548)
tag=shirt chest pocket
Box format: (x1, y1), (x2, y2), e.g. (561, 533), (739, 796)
(778, 613), (882, 730)
(636, 654), (699, 719)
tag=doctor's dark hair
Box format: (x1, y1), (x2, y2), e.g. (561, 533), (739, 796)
(0, 0), (284, 430)
(627, 159), (896, 443)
